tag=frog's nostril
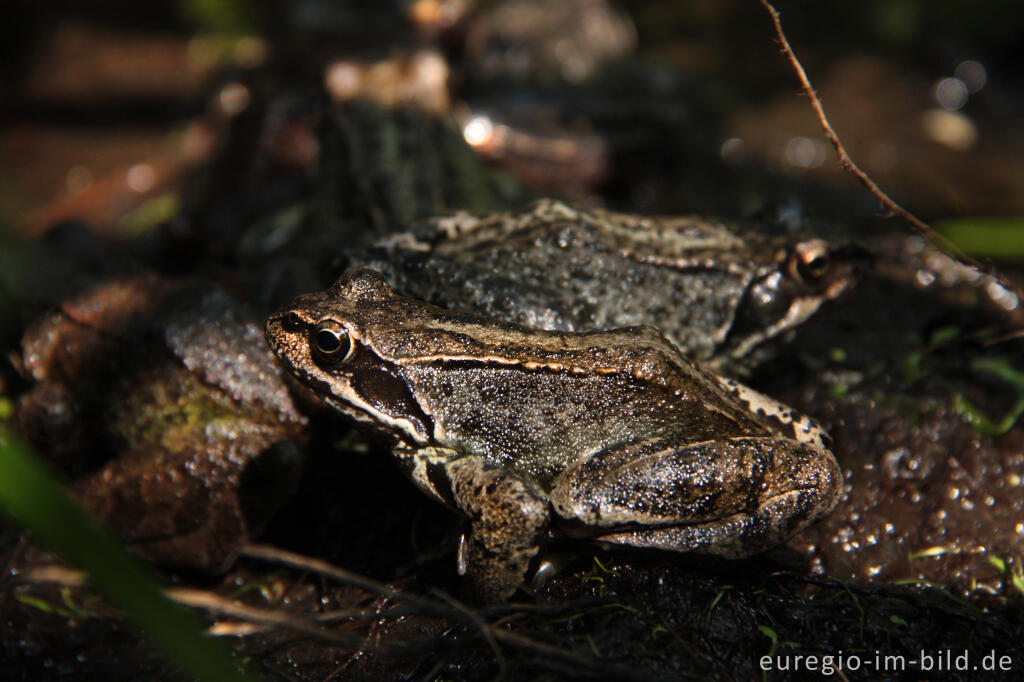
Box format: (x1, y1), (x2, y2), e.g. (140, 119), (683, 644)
(282, 312), (303, 332)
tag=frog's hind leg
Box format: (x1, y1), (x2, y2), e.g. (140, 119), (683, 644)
(549, 437), (841, 558)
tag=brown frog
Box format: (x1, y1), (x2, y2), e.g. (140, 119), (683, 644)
(266, 268), (842, 600)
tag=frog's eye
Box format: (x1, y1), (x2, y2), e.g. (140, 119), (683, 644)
(792, 239), (830, 283)
(313, 322), (354, 363)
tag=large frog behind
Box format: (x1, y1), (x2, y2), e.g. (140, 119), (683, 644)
(348, 199), (863, 375)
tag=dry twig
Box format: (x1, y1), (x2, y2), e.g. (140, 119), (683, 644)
(20, 548), (659, 679)
(757, 0), (1023, 306)
(240, 543), (665, 681)
(166, 587), (371, 648)
(19, 565), (374, 649)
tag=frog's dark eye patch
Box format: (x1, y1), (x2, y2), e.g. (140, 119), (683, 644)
(313, 322), (355, 363)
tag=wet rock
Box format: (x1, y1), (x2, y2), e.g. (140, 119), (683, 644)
(12, 274), (307, 570)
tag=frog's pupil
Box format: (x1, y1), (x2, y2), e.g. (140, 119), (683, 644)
(317, 329), (342, 353)
(805, 256), (827, 276)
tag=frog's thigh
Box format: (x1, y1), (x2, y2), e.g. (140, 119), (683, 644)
(549, 437), (841, 558)
(444, 457), (550, 601)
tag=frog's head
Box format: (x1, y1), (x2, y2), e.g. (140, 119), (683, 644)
(265, 268), (434, 445)
(722, 239), (868, 366)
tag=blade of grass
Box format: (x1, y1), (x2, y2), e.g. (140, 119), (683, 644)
(0, 422), (258, 682)
(938, 217), (1024, 259)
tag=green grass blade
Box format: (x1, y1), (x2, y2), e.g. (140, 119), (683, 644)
(937, 217), (1024, 259)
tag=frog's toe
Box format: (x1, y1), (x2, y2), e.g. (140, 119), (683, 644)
(463, 535), (540, 602)
(591, 484), (832, 558)
(446, 457), (550, 602)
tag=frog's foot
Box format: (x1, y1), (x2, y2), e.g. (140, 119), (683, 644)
(446, 457), (550, 602)
(549, 436), (842, 558)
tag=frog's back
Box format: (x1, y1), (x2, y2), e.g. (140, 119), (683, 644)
(353, 200), (774, 362)
(317, 269), (780, 487)
(390, 322), (772, 488)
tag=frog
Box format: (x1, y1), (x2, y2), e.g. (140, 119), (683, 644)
(266, 268), (842, 600)
(348, 199), (865, 374)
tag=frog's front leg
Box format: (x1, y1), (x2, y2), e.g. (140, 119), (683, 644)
(549, 437), (841, 557)
(438, 456), (550, 601)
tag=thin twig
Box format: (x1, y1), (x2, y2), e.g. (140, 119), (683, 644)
(240, 543), (664, 681)
(239, 543), (450, 618)
(432, 589), (507, 679)
(21, 564), (87, 586)
(19, 549), (666, 680)
(757, 0), (1024, 305)
(166, 587), (371, 648)
(18, 565), (375, 649)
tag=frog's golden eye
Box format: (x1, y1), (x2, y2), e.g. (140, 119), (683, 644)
(792, 239), (830, 283)
(313, 322), (354, 363)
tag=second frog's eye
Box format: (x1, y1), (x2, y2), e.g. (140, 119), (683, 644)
(313, 321), (354, 363)
(790, 239), (831, 284)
